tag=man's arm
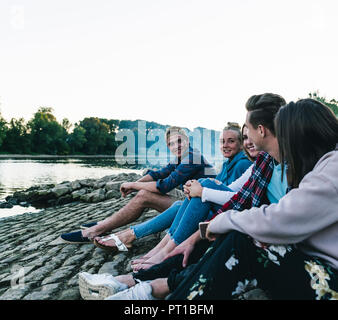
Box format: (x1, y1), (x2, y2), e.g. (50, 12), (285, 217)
(126, 180), (161, 194)
(137, 174), (155, 183)
(120, 174), (156, 197)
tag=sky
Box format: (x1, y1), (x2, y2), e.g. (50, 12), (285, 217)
(0, 0), (337, 132)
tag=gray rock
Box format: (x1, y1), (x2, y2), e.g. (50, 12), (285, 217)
(41, 266), (77, 286)
(23, 283), (61, 300)
(71, 188), (87, 200)
(90, 189), (106, 203)
(105, 181), (122, 191)
(51, 185), (71, 197)
(69, 181), (81, 191)
(59, 288), (81, 300)
(0, 201), (13, 208)
(80, 188), (106, 203)
(105, 189), (121, 200)
(79, 179), (95, 187)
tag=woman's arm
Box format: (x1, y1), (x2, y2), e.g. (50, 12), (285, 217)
(201, 164), (253, 205)
(163, 230), (202, 267)
(208, 162), (338, 244)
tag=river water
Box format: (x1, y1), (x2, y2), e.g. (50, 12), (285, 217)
(0, 157), (143, 218)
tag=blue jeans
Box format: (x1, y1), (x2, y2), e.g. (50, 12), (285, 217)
(131, 200), (183, 239)
(167, 178), (231, 245)
(131, 178), (231, 245)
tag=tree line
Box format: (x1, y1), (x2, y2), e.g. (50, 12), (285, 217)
(0, 92), (336, 156)
(0, 107), (173, 155)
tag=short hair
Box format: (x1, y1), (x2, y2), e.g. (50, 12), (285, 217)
(165, 126), (189, 144)
(223, 122), (242, 144)
(246, 93), (286, 136)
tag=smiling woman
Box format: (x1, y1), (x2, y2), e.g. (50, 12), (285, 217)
(219, 122), (242, 160)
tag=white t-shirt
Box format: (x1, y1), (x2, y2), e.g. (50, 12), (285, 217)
(201, 164), (254, 205)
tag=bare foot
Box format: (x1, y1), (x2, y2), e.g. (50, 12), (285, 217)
(133, 241), (176, 271)
(131, 234), (171, 265)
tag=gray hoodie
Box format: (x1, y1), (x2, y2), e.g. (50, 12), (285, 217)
(208, 144), (338, 270)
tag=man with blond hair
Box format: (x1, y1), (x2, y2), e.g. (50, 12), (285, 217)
(60, 126), (216, 245)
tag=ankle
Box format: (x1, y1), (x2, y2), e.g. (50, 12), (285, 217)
(150, 279), (169, 299)
(116, 274), (136, 288)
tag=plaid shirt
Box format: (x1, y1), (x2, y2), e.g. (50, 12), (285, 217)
(210, 151), (274, 220)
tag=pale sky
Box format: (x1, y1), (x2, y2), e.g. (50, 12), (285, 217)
(0, 0), (337, 132)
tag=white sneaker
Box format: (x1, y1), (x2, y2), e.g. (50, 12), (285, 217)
(78, 272), (128, 300)
(105, 281), (157, 300)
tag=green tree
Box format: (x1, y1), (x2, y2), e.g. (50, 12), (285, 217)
(68, 124), (87, 154)
(309, 92), (338, 116)
(28, 107), (70, 154)
(0, 112), (7, 149)
(1, 118), (31, 153)
(79, 117), (111, 154)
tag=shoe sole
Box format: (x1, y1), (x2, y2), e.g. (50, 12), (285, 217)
(58, 236), (92, 244)
(78, 273), (117, 300)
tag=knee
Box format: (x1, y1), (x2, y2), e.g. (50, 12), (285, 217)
(198, 178), (206, 184)
(199, 178), (214, 188)
(221, 231), (251, 249)
(134, 189), (152, 202)
(172, 200), (184, 208)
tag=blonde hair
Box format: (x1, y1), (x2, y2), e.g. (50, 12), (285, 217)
(165, 126), (189, 144)
(223, 122), (242, 143)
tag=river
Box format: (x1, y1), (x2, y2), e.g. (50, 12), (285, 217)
(0, 157), (143, 218)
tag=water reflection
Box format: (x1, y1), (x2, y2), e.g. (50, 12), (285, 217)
(0, 157), (143, 201)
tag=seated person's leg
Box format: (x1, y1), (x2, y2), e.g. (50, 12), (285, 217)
(87, 190), (175, 243)
(95, 200), (184, 250)
(168, 179), (230, 245)
(131, 200), (184, 239)
(132, 239), (210, 282)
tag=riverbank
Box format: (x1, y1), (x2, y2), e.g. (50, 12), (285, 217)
(0, 173), (268, 300)
(0, 173), (165, 300)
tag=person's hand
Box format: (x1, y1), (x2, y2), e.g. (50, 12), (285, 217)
(206, 225), (218, 242)
(163, 237), (196, 268)
(187, 180), (203, 198)
(183, 185), (191, 200)
(120, 182), (136, 198)
(183, 180), (196, 200)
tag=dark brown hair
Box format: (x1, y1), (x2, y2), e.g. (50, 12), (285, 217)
(275, 98), (338, 188)
(246, 93), (286, 136)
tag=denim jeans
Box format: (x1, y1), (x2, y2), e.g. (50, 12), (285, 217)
(131, 200), (183, 239)
(167, 178), (231, 244)
(131, 178), (231, 244)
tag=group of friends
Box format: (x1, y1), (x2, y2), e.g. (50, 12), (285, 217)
(59, 93), (338, 300)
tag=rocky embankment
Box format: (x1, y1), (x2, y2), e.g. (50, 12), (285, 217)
(0, 173), (268, 300)
(3, 172), (143, 209)
(0, 173), (166, 300)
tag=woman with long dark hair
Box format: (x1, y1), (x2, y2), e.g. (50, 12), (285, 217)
(105, 98), (338, 300)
